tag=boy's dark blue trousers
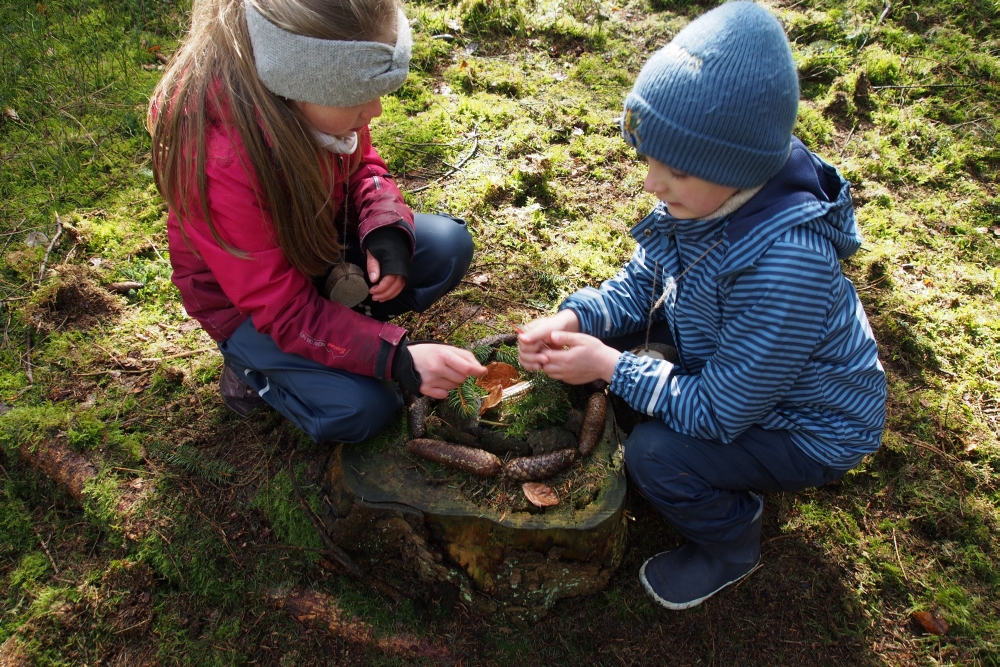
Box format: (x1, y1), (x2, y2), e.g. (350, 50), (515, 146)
(607, 325), (845, 555)
(217, 213), (473, 443)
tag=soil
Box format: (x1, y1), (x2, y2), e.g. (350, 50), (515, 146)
(26, 265), (123, 333)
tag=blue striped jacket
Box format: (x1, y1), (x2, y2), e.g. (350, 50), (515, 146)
(561, 139), (886, 469)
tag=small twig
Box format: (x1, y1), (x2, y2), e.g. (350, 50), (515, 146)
(408, 127), (480, 194)
(442, 304), (482, 340)
(286, 453), (406, 604)
(37, 213), (64, 283)
(196, 509), (245, 571)
(909, 438), (959, 463)
(872, 83), (979, 90)
(33, 525), (60, 574)
(24, 330), (33, 384)
(73, 368), (152, 377)
(892, 528), (909, 581)
(141, 346), (217, 362)
(839, 123), (858, 155)
(143, 236), (166, 263)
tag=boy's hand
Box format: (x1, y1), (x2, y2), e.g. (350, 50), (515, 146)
(366, 250), (406, 302)
(409, 344), (486, 399)
(517, 310), (581, 371)
(537, 331), (621, 385)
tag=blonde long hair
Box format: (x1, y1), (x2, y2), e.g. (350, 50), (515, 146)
(149, 0), (400, 276)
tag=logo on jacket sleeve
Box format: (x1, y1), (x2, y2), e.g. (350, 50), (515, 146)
(622, 107), (642, 149)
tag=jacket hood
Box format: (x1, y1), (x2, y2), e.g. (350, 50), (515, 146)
(714, 137), (860, 277)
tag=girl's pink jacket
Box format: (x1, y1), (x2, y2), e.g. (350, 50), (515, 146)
(167, 122), (415, 379)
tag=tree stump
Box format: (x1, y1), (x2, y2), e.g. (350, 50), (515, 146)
(323, 405), (626, 625)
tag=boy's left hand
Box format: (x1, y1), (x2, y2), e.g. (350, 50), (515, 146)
(366, 251), (406, 302)
(538, 331), (621, 385)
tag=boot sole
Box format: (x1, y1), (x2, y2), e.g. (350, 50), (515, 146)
(639, 558), (762, 610)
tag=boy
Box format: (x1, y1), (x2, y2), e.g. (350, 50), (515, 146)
(518, 1), (886, 610)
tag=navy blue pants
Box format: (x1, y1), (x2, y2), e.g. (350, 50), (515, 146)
(607, 324), (845, 552)
(218, 213), (474, 443)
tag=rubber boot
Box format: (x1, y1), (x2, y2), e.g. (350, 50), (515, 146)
(639, 494), (763, 609)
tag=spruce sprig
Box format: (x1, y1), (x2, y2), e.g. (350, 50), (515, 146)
(447, 376), (488, 419)
(149, 443), (236, 485)
(494, 343), (521, 367)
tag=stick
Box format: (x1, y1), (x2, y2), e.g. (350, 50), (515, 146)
(872, 83), (978, 90)
(141, 346), (216, 362)
(24, 331), (32, 384)
(33, 526), (60, 574)
(892, 528), (909, 581)
(37, 213), (64, 283)
(408, 128), (480, 194)
(286, 454), (406, 604)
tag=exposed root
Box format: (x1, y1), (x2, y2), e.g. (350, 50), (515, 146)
(267, 588), (453, 665)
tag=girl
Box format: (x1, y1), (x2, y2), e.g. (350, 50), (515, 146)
(149, 0), (485, 443)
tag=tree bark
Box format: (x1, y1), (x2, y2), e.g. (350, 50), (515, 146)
(18, 437), (98, 502)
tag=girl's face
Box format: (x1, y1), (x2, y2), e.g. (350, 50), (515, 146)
(293, 98), (383, 136)
(643, 156), (739, 219)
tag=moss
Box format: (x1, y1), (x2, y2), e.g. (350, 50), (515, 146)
(250, 467), (323, 557)
(795, 102), (836, 148)
(9, 552), (51, 590)
(861, 45), (904, 86)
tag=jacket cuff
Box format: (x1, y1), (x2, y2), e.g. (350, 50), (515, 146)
(374, 322), (407, 380)
(610, 351), (677, 417)
(363, 226), (411, 279)
(390, 337), (422, 395)
(358, 206), (415, 250)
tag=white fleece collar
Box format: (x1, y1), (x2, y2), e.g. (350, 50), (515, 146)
(312, 130), (358, 155)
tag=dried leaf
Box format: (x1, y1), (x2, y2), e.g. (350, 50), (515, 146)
(5, 108), (18, 121)
(480, 383), (503, 414)
(522, 482), (559, 507)
(471, 273), (489, 285)
(912, 610), (949, 636)
(477, 362), (519, 391)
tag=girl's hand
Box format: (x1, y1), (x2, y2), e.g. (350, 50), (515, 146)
(366, 250), (406, 302)
(409, 344), (487, 399)
(537, 331), (621, 385)
(517, 310), (580, 371)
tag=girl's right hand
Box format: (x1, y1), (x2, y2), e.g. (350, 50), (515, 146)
(517, 310), (581, 371)
(409, 344), (486, 399)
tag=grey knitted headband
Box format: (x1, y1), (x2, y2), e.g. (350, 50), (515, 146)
(245, 2), (411, 108)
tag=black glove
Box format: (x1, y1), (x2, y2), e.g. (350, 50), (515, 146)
(363, 226), (411, 280)
(391, 337), (422, 395)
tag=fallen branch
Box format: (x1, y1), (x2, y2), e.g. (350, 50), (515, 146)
(141, 346), (217, 363)
(105, 281), (144, 294)
(266, 588), (452, 665)
(37, 213), (64, 283)
(17, 437), (98, 502)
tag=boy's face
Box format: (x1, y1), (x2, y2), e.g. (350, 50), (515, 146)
(643, 156), (739, 219)
(293, 98), (383, 137)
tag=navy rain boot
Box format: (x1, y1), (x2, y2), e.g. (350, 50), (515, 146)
(639, 494), (763, 610)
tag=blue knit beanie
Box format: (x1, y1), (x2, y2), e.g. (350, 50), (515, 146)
(621, 2), (799, 188)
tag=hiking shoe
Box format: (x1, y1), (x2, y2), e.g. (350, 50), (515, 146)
(639, 542), (760, 610)
(219, 363), (265, 417)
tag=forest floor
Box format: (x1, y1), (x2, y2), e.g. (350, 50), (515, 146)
(1, 0), (999, 664)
